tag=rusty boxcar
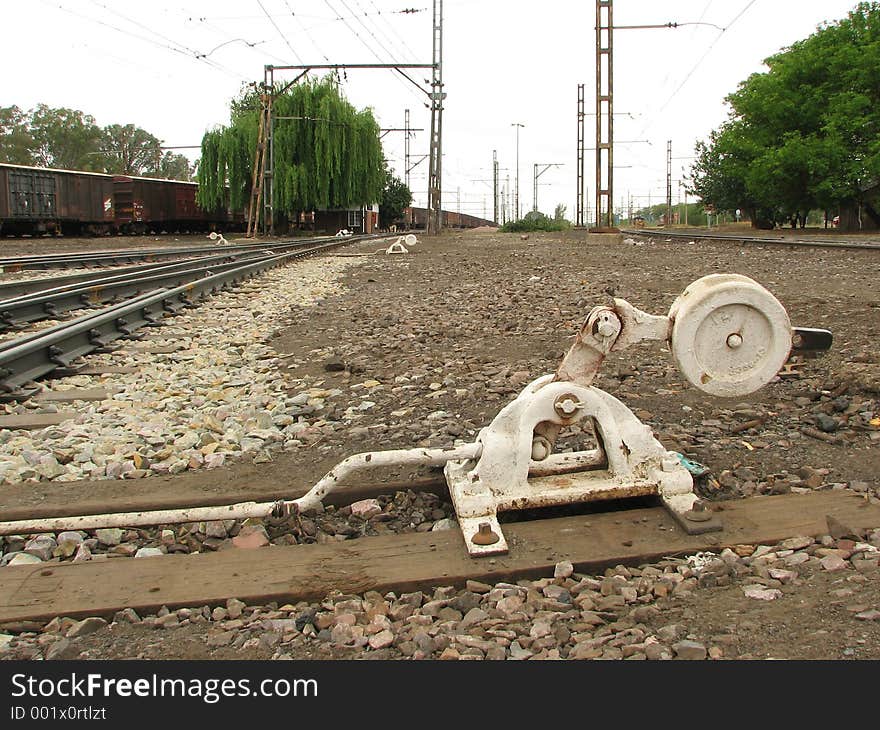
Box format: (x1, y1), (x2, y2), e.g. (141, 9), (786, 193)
(112, 175), (206, 234)
(0, 163), (115, 236)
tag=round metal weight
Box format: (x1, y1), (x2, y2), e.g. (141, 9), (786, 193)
(668, 274), (792, 397)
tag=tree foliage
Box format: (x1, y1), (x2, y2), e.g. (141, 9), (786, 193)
(501, 209), (571, 233)
(378, 165), (412, 228)
(101, 124), (162, 176)
(29, 105), (105, 171)
(690, 2), (880, 227)
(197, 77), (385, 218)
(0, 106), (35, 165)
(0, 105), (193, 180)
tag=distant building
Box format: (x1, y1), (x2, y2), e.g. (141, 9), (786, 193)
(310, 204), (379, 234)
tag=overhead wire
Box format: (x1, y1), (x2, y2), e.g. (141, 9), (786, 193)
(639, 0), (760, 135)
(283, 0), (333, 63)
(191, 15), (291, 66)
(367, 0), (424, 62)
(321, 0), (430, 111)
(333, 0), (429, 114)
(351, 0), (409, 61)
(80, 0), (250, 80)
(256, 0), (304, 63)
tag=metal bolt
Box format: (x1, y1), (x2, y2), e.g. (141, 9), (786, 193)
(471, 522), (500, 545)
(554, 394), (581, 419)
(684, 500), (712, 522)
(597, 319), (618, 338)
(726, 333), (743, 349)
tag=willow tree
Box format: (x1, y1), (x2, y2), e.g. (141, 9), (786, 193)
(197, 78), (384, 221)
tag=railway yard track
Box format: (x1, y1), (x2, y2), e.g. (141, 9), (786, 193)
(0, 228), (878, 661)
(620, 226), (880, 251)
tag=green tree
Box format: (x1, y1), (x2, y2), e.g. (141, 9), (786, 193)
(0, 106), (35, 165)
(28, 104), (104, 171)
(197, 77), (385, 219)
(690, 2), (880, 228)
(155, 152), (194, 181)
(500, 209), (570, 233)
(378, 166), (412, 228)
(101, 123), (163, 176)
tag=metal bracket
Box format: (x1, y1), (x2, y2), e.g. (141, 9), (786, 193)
(444, 376), (710, 556)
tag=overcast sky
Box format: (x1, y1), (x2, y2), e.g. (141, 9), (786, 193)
(7, 0), (863, 220)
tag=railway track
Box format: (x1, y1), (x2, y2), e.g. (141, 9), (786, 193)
(620, 227), (880, 251)
(0, 239), (358, 331)
(0, 233), (356, 272)
(0, 236), (368, 398)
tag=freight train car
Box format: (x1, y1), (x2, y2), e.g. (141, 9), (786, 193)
(112, 175), (243, 234)
(0, 163), (115, 236)
(404, 207), (496, 230)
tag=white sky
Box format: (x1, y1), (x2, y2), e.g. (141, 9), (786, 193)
(5, 0), (862, 220)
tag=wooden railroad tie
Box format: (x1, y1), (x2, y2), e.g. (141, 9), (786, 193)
(1, 491), (877, 625)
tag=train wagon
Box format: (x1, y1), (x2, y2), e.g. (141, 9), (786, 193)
(403, 206), (496, 230)
(112, 175), (206, 234)
(0, 163), (114, 236)
(112, 175), (244, 234)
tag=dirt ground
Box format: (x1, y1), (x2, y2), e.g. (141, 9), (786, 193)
(1, 227), (879, 660)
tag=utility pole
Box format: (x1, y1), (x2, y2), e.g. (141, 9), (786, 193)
(576, 83), (585, 227)
(492, 149), (499, 224)
(666, 139), (673, 226)
(679, 179), (689, 225)
(512, 122), (524, 221)
(404, 109), (411, 190)
(593, 0), (614, 231)
(265, 67), (275, 235)
(426, 0), (444, 235)
(533, 163), (563, 214)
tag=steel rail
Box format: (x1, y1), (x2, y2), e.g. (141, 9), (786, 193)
(0, 233), (376, 271)
(619, 228), (880, 251)
(0, 251), (256, 307)
(0, 252), (251, 301)
(0, 291), (166, 357)
(0, 234), (378, 298)
(0, 289), (173, 398)
(0, 238), (352, 397)
(0, 251), (282, 331)
(0, 235), (387, 330)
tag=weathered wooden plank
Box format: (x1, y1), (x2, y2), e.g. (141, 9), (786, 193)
(1, 492), (877, 624)
(76, 365), (137, 375)
(33, 387), (117, 403)
(0, 412), (75, 430)
(0, 475), (446, 522)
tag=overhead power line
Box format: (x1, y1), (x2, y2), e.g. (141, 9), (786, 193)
(283, 0), (332, 63)
(639, 0), (761, 134)
(257, 0), (304, 64)
(656, 0), (760, 113)
(48, 0), (250, 81)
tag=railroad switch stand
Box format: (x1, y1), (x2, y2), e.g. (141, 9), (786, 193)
(290, 273), (831, 557)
